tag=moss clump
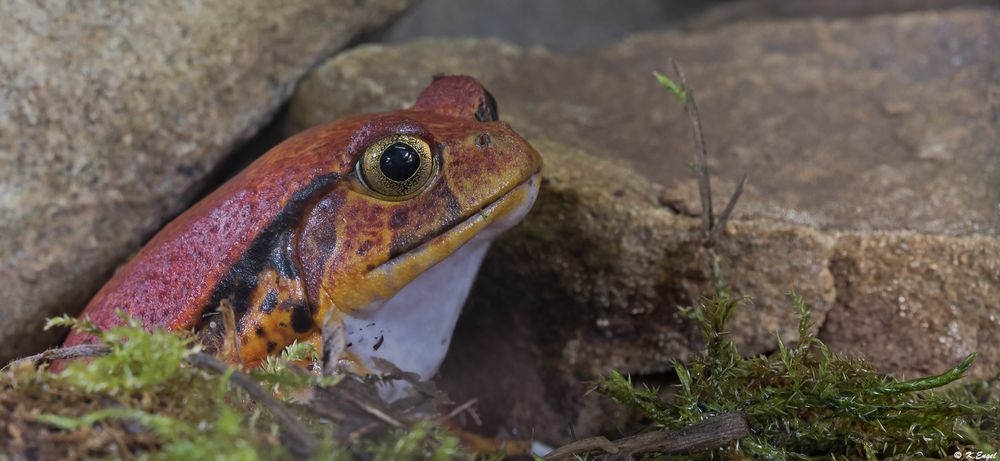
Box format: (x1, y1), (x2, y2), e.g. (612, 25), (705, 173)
(581, 69), (999, 461)
(362, 421), (470, 461)
(1, 314), (476, 460)
(597, 288), (999, 460)
(44, 313), (198, 395)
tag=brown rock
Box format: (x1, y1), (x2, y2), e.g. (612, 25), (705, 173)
(823, 233), (1000, 379)
(0, 0), (412, 362)
(285, 8), (997, 443)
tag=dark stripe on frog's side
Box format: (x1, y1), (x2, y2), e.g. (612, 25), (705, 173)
(260, 289), (279, 313)
(201, 173), (338, 333)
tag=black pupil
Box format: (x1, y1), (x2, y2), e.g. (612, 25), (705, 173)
(379, 142), (420, 181)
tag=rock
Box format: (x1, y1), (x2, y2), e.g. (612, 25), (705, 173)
(283, 9), (997, 443)
(686, 0), (997, 29)
(0, 0), (412, 363)
(375, 0), (997, 51)
(824, 233), (999, 378)
(377, 0), (689, 51)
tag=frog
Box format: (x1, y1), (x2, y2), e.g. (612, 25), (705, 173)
(63, 75), (542, 385)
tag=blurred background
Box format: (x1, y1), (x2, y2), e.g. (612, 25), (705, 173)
(376, 0), (994, 50)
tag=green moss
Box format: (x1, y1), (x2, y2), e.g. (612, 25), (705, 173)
(254, 340), (341, 390)
(44, 312), (196, 395)
(1, 314), (476, 460)
(597, 289), (999, 460)
(363, 421), (470, 461)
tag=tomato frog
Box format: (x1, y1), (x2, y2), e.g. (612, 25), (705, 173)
(64, 76), (542, 389)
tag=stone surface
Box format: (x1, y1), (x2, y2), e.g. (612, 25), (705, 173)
(0, 0), (412, 362)
(823, 233), (999, 379)
(284, 8), (999, 443)
(376, 0), (997, 51)
(377, 0), (709, 51)
(687, 0), (998, 29)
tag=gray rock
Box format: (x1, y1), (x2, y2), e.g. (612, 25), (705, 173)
(284, 8), (998, 442)
(687, 0), (999, 29)
(375, 0), (997, 52)
(377, 0), (691, 51)
(0, 0), (412, 362)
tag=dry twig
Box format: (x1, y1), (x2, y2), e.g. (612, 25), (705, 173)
(185, 352), (318, 457)
(709, 173), (748, 243)
(665, 58), (748, 246)
(670, 59), (715, 238)
(4, 344), (111, 370)
(543, 436), (620, 460)
(442, 398), (479, 423)
(544, 412), (749, 460)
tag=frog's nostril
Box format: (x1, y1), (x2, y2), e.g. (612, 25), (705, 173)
(475, 90), (499, 122)
(475, 132), (492, 148)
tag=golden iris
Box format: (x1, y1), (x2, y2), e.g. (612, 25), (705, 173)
(358, 134), (434, 199)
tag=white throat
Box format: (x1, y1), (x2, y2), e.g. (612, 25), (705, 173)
(343, 235), (491, 380)
(342, 175), (539, 398)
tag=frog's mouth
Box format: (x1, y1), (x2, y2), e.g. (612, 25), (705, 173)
(339, 172), (540, 382)
(359, 172), (540, 292)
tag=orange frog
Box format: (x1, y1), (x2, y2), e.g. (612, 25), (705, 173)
(64, 76), (541, 388)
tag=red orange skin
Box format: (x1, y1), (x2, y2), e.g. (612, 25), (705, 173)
(63, 76), (530, 354)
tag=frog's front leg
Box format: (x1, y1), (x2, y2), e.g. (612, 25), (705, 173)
(210, 231), (321, 368)
(304, 315), (371, 376)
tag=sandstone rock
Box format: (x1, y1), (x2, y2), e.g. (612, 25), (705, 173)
(0, 0), (412, 362)
(823, 233), (999, 379)
(285, 8), (998, 443)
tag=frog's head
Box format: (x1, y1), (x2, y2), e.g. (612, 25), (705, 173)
(313, 76), (540, 311)
(236, 76), (541, 376)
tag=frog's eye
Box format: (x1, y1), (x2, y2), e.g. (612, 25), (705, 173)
(357, 134), (434, 200)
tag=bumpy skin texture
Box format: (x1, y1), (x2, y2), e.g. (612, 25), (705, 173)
(64, 76), (541, 367)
